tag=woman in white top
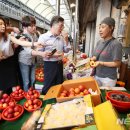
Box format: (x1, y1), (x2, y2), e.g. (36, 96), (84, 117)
(0, 17), (51, 96)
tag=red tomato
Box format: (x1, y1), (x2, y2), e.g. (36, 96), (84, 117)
(1, 99), (5, 103)
(25, 102), (29, 108)
(29, 87), (34, 91)
(2, 103), (8, 108)
(28, 91), (33, 95)
(16, 86), (21, 91)
(33, 90), (36, 94)
(33, 104), (38, 109)
(28, 105), (33, 110)
(5, 97), (10, 103)
(8, 107), (14, 114)
(34, 93), (38, 98)
(9, 102), (15, 107)
(7, 113), (13, 119)
(14, 112), (20, 117)
(62, 90), (68, 94)
(2, 94), (8, 99)
(14, 106), (20, 112)
(33, 99), (38, 104)
(78, 85), (85, 92)
(4, 111), (8, 117)
(69, 88), (75, 93)
(19, 89), (23, 94)
(28, 100), (32, 105)
(60, 93), (66, 97)
(74, 88), (80, 94)
(14, 91), (19, 95)
(84, 89), (89, 95)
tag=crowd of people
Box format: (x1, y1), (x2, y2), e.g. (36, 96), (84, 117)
(0, 14), (122, 97)
(0, 15), (71, 97)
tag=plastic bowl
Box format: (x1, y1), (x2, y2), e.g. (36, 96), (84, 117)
(10, 92), (24, 101)
(112, 103), (130, 112)
(24, 91), (40, 100)
(0, 113), (1, 120)
(2, 104), (24, 121)
(106, 91), (130, 107)
(106, 96), (130, 112)
(24, 99), (42, 112)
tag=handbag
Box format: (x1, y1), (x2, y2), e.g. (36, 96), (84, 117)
(90, 38), (115, 76)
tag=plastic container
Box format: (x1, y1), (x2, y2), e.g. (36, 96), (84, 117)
(106, 96), (130, 112)
(106, 91), (130, 107)
(10, 93), (24, 101)
(0, 113), (1, 120)
(24, 99), (42, 112)
(2, 104), (24, 121)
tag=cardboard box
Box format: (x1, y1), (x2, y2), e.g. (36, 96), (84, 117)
(41, 95), (95, 130)
(94, 101), (126, 130)
(44, 77), (101, 106)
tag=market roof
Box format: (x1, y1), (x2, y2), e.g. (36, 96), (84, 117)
(18, 0), (71, 31)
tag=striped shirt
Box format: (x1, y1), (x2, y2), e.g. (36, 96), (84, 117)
(38, 31), (69, 61)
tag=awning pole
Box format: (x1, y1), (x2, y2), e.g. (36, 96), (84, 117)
(73, 0), (79, 63)
(56, 0), (60, 15)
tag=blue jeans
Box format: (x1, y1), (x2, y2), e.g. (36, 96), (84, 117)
(19, 62), (35, 91)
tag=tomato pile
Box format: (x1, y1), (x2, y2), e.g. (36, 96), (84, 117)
(35, 67), (44, 82)
(24, 99), (42, 112)
(2, 104), (24, 121)
(59, 85), (90, 97)
(0, 94), (15, 110)
(24, 87), (40, 100)
(10, 86), (24, 101)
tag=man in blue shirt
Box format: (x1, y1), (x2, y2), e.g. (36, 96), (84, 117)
(38, 16), (70, 95)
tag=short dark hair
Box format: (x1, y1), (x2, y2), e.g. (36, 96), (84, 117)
(50, 16), (64, 27)
(21, 15), (36, 27)
(100, 17), (115, 27)
(15, 34), (31, 41)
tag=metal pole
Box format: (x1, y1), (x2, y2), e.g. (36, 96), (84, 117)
(73, 0), (78, 63)
(70, 10), (72, 35)
(56, 0), (60, 15)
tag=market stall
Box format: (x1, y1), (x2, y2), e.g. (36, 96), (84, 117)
(0, 77), (130, 130)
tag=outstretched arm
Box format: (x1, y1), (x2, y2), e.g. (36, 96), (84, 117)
(95, 60), (121, 68)
(10, 36), (42, 47)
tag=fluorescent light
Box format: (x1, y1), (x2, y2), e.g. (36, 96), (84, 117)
(72, 12), (75, 16)
(70, 3), (75, 8)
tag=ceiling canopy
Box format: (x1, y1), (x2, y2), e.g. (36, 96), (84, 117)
(18, 0), (72, 31)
